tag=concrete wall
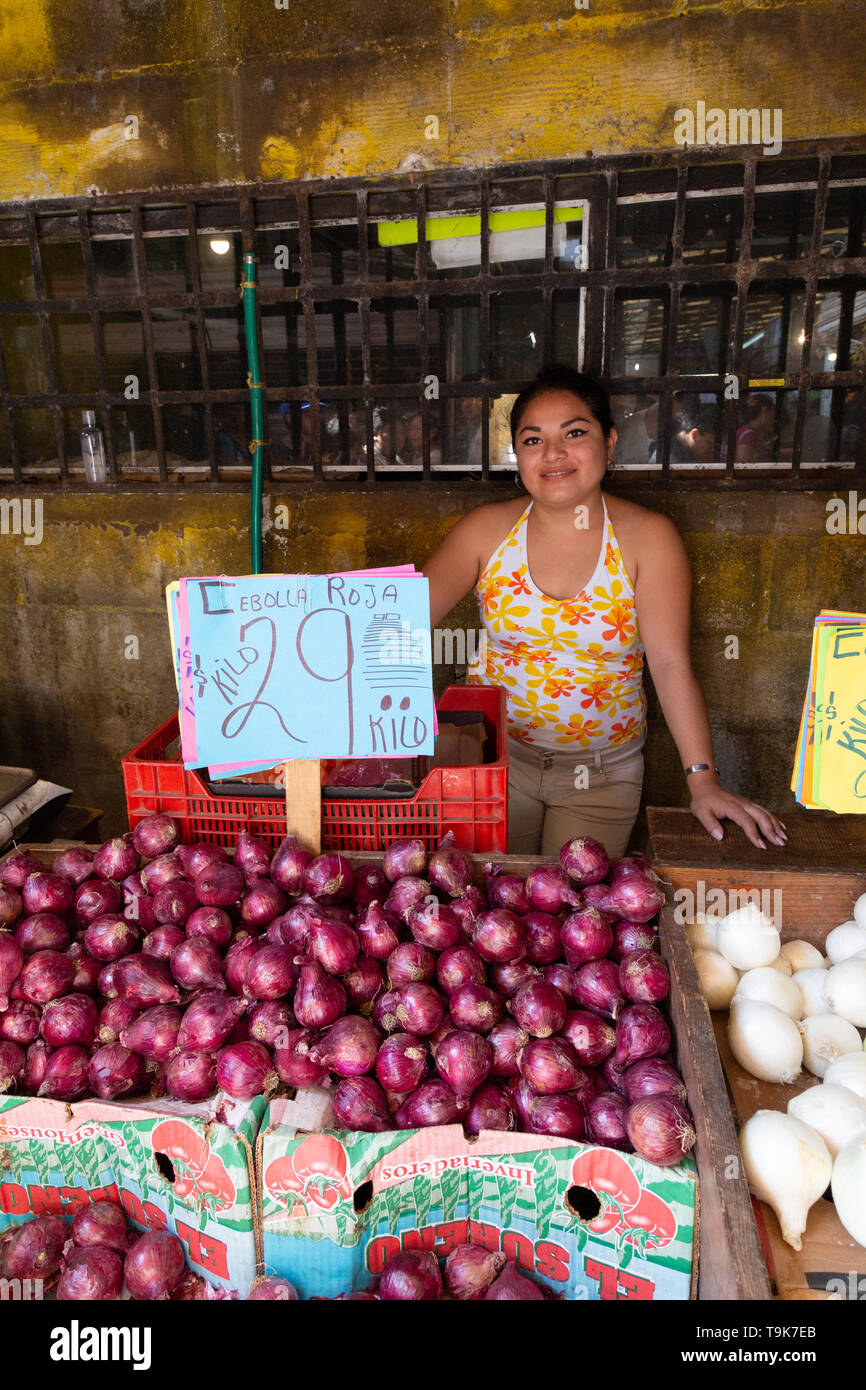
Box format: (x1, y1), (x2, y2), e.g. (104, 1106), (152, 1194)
(1, 485), (863, 836)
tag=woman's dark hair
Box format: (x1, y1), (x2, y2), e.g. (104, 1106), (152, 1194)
(743, 392), (774, 423)
(510, 365), (614, 448)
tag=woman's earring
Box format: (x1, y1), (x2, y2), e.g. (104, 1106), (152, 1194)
(514, 470), (525, 490)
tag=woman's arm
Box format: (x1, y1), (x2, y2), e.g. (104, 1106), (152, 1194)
(421, 509), (487, 629)
(634, 513), (787, 850)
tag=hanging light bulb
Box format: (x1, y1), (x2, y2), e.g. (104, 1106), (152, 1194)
(209, 238), (231, 255)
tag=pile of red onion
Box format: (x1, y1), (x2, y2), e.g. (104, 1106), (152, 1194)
(0, 817), (694, 1167)
(322, 1244), (554, 1301)
(0, 1202), (229, 1300)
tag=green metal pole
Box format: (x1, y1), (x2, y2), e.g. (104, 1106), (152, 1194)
(242, 251), (264, 575)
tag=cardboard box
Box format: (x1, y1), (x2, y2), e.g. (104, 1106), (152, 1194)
(0, 1094), (265, 1297)
(257, 1094), (698, 1300)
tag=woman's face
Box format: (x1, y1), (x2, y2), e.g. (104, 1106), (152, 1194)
(514, 390), (614, 503)
(405, 414), (423, 450)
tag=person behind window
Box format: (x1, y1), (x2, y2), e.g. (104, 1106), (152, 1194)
(735, 393), (775, 464)
(400, 410), (442, 469)
(671, 397), (717, 464)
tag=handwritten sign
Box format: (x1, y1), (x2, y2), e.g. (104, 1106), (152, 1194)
(177, 573), (435, 768)
(792, 611), (866, 812)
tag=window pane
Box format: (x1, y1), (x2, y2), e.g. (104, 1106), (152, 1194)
(101, 312), (148, 392)
(145, 237), (192, 293)
(204, 306), (245, 388)
(676, 288), (732, 375)
(822, 188), (865, 259)
(310, 224), (361, 285)
(153, 309), (201, 389)
(1, 314), (47, 393)
(162, 404), (208, 463)
(615, 201), (674, 267)
(93, 238), (139, 295)
(552, 290), (582, 367)
(39, 233), (87, 298)
(51, 313), (99, 393)
(430, 294), (480, 382)
(611, 394), (660, 467)
(735, 389), (789, 467)
(197, 232), (242, 292)
(742, 285), (805, 376)
(13, 406), (56, 467)
(254, 228), (301, 289)
(0, 243), (36, 300)
(489, 392), (518, 471)
(317, 298), (363, 385)
(683, 197), (743, 263)
(111, 404), (156, 473)
(490, 292), (544, 379)
(751, 191), (814, 261)
(613, 295), (664, 376)
(670, 393), (725, 469)
(213, 402), (251, 467)
(261, 302), (305, 384)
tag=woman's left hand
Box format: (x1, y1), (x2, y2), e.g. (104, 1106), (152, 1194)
(689, 781), (787, 850)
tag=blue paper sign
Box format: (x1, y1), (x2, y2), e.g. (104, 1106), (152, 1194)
(182, 573), (435, 767)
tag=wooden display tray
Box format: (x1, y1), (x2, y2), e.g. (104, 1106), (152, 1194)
(656, 862), (866, 1302)
(647, 805), (866, 874)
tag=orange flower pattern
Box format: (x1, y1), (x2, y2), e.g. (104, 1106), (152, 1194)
(467, 500), (647, 751)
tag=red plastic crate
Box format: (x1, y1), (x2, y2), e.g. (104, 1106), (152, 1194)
(122, 685), (509, 853)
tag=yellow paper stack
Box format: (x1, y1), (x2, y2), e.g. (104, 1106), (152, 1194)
(791, 610), (866, 812)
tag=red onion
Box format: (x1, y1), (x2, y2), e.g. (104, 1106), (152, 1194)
(195, 863), (244, 908)
(38, 1044), (90, 1100)
(67, 942), (100, 995)
(573, 959), (625, 1019)
(125, 1230), (185, 1300)
(0, 931), (23, 1009)
(41, 993), (97, 1048)
(601, 870), (664, 924)
(152, 881), (199, 927)
(131, 814), (180, 859)
(0, 1039), (25, 1092)
(120, 1004), (182, 1062)
(472, 909), (526, 964)
(234, 828), (272, 881)
(561, 1010), (616, 1067)
(84, 915), (140, 962)
(293, 959), (347, 1028)
(519, 1036), (583, 1093)
(17, 949), (75, 1004)
(353, 864), (390, 911)
(248, 1276), (300, 1301)
(274, 1028), (328, 1088)
(5, 1214), (67, 1278)
(619, 950), (670, 1004)
(384, 875), (431, 923)
(142, 924), (185, 960)
(375, 1032), (428, 1092)
(373, 988), (401, 1033)
(240, 879), (287, 930)
(310, 1015), (381, 1077)
(395, 1078), (465, 1128)
(186, 905), (232, 950)
(24, 1039), (52, 1090)
(72, 1200), (128, 1254)
(89, 1043), (146, 1100)
(451, 884), (488, 936)
(342, 955), (384, 1012)
(466, 1081), (514, 1135)
(408, 899), (461, 952)
(522, 911), (563, 965)
(487, 1020), (528, 1077)
(248, 999), (294, 1047)
(141, 854), (186, 895)
(506, 1076), (538, 1129)
(436, 944), (486, 995)
(559, 835), (610, 886)
(166, 1049), (218, 1102)
(114, 955), (180, 1007)
(15, 913), (69, 954)
(626, 1095), (696, 1165)
(561, 907), (613, 967)
(581, 882), (618, 920)
(529, 1091), (587, 1140)
(74, 879), (123, 924)
(169, 938), (225, 992)
(304, 853), (354, 903)
(612, 921), (659, 960)
(572, 1065), (602, 1108)
(217, 1040), (277, 1099)
(383, 837), (428, 882)
(586, 1091), (632, 1150)
(96, 997), (140, 1045)
(428, 832), (473, 899)
(510, 979), (567, 1038)
(622, 1057), (687, 1105)
(58, 1245), (124, 1301)
(308, 919), (359, 975)
(0, 999), (40, 1044)
(525, 865), (582, 913)
(615, 1003), (671, 1068)
(178, 992), (247, 1051)
(270, 836), (313, 895)
(0, 886), (22, 929)
(0, 850), (43, 889)
(490, 959), (540, 998)
(225, 935), (264, 994)
(602, 1053), (629, 1095)
(435, 1029), (492, 1098)
(449, 982), (502, 1033)
(357, 902), (402, 961)
(124, 894), (158, 930)
(177, 840), (228, 879)
(443, 1244), (506, 1300)
(610, 852), (654, 882)
(387, 941), (435, 986)
(486, 868), (530, 914)
(22, 872), (73, 918)
(94, 835), (139, 882)
(332, 1075), (391, 1131)
(485, 1264), (544, 1301)
(430, 1013), (457, 1045)
(393, 982), (444, 1036)
(380, 1249), (443, 1301)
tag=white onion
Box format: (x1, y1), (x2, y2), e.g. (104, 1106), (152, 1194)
(780, 940), (826, 973)
(798, 1014), (862, 1078)
(824, 1051), (866, 1101)
(686, 916), (719, 952)
(739, 1109), (832, 1251)
(716, 904), (781, 970)
(693, 948), (739, 1010)
(853, 893), (866, 933)
(734, 967), (802, 1020)
(824, 958), (866, 1027)
(793, 967), (829, 1018)
(831, 1135), (866, 1248)
(825, 919), (866, 965)
(788, 1083), (866, 1157)
(728, 999), (803, 1083)
(765, 954), (793, 977)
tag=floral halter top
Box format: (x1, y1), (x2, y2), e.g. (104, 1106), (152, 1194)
(466, 497), (646, 752)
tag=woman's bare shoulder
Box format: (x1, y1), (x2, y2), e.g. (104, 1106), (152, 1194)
(447, 496), (526, 545)
(605, 492), (681, 544)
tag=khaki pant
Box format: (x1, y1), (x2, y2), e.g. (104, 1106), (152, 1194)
(506, 735), (645, 861)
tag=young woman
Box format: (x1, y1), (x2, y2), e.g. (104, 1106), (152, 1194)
(423, 365), (787, 858)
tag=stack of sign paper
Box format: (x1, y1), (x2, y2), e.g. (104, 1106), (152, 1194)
(791, 610), (866, 812)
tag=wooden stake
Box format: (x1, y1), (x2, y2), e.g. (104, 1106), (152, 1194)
(284, 759), (322, 854)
